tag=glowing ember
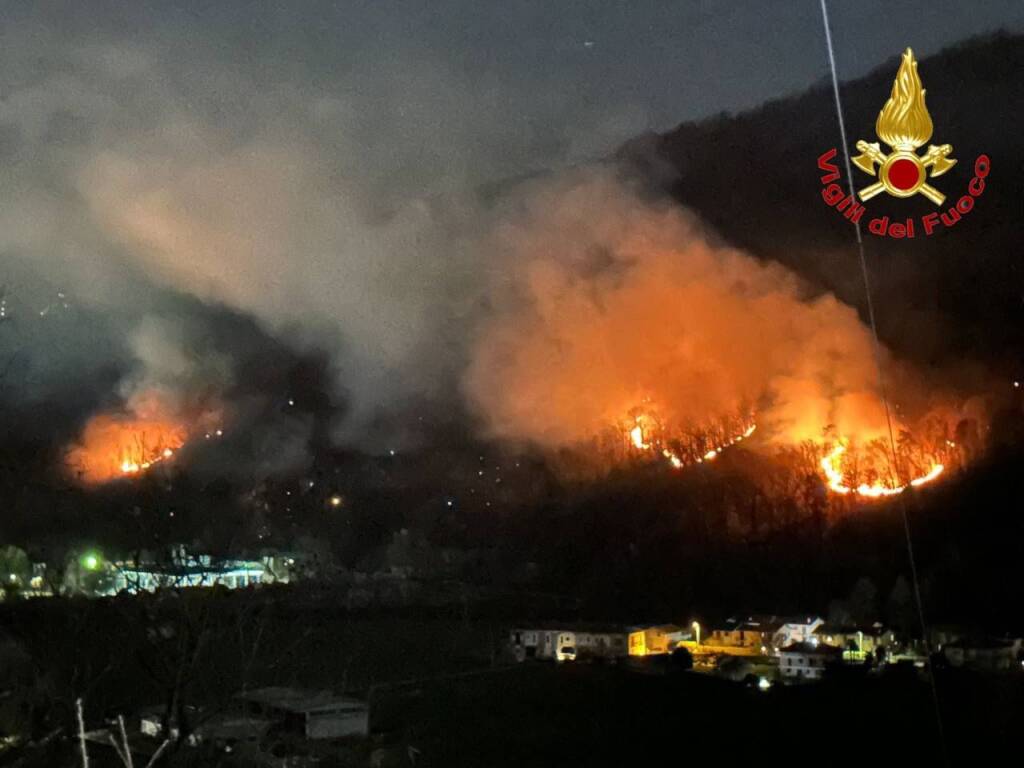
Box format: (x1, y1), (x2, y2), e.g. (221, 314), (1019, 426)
(630, 424), (649, 450)
(629, 407), (948, 501)
(820, 442), (944, 499)
(630, 415), (756, 473)
(67, 414), (189, 485)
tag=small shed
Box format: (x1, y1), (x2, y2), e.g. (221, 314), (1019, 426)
(236, 687), (369, 740)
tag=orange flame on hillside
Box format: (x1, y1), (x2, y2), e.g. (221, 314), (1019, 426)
(820, 442), (944, 499)
(66, 414), (188, 484)
(629, 413), (756, 472)
(626, 404), (952, 501)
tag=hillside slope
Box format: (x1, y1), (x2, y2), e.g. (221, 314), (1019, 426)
(621, 33), (1023, 375)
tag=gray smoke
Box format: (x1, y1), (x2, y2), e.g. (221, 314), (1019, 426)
(0, 13), (647, 455)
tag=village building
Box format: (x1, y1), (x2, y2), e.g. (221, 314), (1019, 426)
(772, 617), (825, 652)
(813, 623), (895, 661)
(708, 615), (824, 655)
(708, 616), (783, 651)
(627, 624), (686, 657)
(236, 687), (369, 740)
(778, 641), (842, 681)
(509, 626), (627, 662)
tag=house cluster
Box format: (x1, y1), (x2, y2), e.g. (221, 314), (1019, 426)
(85, 686), (369, 765)
(509, 626), (628, 662)
(509, 614), (1024, 681)
(8, 546), (298, 598)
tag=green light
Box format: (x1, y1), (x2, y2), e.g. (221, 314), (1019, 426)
(82, 553), (100, 571)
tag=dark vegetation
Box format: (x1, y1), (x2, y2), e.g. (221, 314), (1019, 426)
(3, 607), (1022, 767)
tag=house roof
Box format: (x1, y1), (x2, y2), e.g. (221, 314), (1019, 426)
(237, 687), (366, 714)
(815, 623), (883, 636)
(628, 624), (684, 634)
(717, 615), (822, 632)
(194, 715), (274, 740)
(740, 619), (783, 632)
(779, 616), (824, 627)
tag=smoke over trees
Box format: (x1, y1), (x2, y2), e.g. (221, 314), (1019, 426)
(464, 169), (943, 453)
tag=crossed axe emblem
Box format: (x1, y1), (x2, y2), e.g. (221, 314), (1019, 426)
(852, 141), (956, 205)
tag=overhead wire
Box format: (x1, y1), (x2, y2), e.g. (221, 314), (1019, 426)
(818, 1), (948, 761)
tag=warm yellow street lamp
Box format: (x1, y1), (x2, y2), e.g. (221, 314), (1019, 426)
(691, 620), (701, 645)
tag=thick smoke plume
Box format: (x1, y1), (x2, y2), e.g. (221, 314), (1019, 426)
(0, 22), (643, 454)
(465, 170), (899, 450)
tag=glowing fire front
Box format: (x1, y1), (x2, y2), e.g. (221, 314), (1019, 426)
(820, 442), (944, 498)
(627, 409), (949, 501)
(629, 415), (756, 473)
(67, 414), (189, 485)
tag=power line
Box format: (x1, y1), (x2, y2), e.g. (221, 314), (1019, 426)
(817, 1), (947, 761)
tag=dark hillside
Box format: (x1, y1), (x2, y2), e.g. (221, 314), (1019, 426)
(621, 33), (1023, 373)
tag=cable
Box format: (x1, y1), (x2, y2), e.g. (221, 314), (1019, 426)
(818, 1), (947, 761)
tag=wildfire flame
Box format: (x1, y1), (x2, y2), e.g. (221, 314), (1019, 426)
(876, 48), (933, 150)
(629, 406), (949, 501)
(630, 424), (649, 450)
(66, 414), (189, 484)
(820, 442), (944, 499)
(630, 414), (756, 472)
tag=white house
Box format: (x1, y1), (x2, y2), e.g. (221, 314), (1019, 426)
(778, 641), (842, 681)
(771, 617), (825, 652)
(509, 628), (576, 661)
(510, 627), (626, 662)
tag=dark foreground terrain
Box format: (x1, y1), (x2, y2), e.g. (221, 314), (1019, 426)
(2, 593), (1021, 767)
(377, 662), (1021, 767)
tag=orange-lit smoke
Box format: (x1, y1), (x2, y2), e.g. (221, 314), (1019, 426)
(467, 172), (893, 444)
(66, 412), (188, 484)
(464, 172), (951, 494)
(64, 317), (230, 485)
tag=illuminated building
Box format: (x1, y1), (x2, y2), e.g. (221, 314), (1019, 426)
(509, 626), (627, 662)
(627, 624), (685, 657)
(812, 623), (896, 661)
(107, 548), (291, 594)
(778, 642), (842, 681)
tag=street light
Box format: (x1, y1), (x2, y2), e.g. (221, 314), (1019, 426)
(691, 620), (701, 645)
(81, 553), (100, 571)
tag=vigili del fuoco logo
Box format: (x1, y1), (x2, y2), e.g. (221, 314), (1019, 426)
(817, 48), (989, 238)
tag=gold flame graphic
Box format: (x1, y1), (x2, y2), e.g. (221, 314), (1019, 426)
(876, 48), (933, 150)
